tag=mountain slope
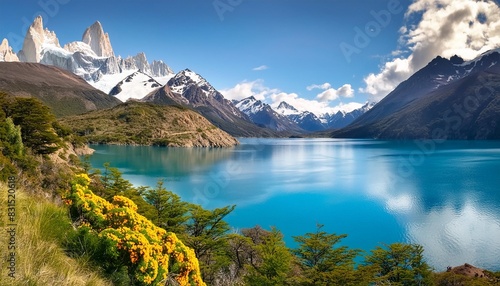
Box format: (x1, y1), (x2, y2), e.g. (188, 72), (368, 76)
(334, 52), (500, 139)
(109, 71), (162, 102)
(275, 101), (326, 131)
(235, 96), (302, 132)
(143, 69), (277, 137)
(60, 101), (239, 147)
(0, 62), (121, 117)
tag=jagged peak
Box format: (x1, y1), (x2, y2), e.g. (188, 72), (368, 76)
(277, 101), (298, 111)
(82, 20), (114, 57)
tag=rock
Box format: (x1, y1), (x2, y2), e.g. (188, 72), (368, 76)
(0, 39), (19, 62)
(82, 21), (114, 58)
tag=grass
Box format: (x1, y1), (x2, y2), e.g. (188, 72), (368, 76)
(0, 184), (111, 286)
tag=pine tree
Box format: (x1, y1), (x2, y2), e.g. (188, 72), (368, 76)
(142, 179), (190, 234)
(11, 97), (60, 154)
(245, 227), (293, 286)
(292, 224), (360, 286)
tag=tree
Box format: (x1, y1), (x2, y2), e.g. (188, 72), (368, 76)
(364, 243), (434, 286)
(292, 224), (360, 285)
(245, 227), (293, 286)
(1, 117), (24, 158)
(185, 204), (236, 284)
(11, 97), (60, 154)
(142, 179), (190, 234)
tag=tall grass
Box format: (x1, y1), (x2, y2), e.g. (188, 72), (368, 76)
(0, 184), (111, 286)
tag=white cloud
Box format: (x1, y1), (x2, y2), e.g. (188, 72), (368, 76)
(306, 82), (331, 91)
(316, 84), (355, 102)
(252, 65), (269, 71)
(361, 0), (500, 102)
(220, 80), (276, 101)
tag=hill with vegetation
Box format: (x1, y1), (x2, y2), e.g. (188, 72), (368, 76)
(60, 101), (239, 148)
(0, 62), (121, 117)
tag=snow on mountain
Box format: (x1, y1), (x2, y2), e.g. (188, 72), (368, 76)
(274, 101), (373, 131)
(109, 71), (163, 102)
(169, 69), (217, 97)
(235, 96), (266, 114)
(235, 97), (301, 132)
(276, 101), (300, 116)
(0, 16), (174, 89)
(0, 39), (19, 62)
(18, 15), (60, 63)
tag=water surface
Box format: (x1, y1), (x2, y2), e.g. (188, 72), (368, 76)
(88, 138), (500, 270)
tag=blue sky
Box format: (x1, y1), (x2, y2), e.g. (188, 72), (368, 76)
(2, 0), (500, 114)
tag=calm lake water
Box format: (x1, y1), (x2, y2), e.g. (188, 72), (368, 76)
(88, 138), (500, 271)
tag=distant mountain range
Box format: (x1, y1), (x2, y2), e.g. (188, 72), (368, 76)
(0, 16), (173, 84)
(334, 50), (500, 139)
(1, 15), (499, 140)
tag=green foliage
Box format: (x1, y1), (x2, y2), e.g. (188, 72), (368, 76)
(185, 204), (236, 284)
(292, 224), (361, 285)
(11, 97), (61, 154)
(142, 179), (190, 234)
(364, 243), (434, 285)
(245, 227), (293, 286)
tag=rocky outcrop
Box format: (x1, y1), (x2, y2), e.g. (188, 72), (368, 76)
(0, 39), (19, 62)
(18, 15), (60, 63)
(82, 21), (114, 58)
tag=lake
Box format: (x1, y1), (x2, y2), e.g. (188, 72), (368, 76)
(87, 138), (500, 271)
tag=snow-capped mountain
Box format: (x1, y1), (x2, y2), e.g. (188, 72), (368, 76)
(1, 16), (173, 89)
(235, 96), (301, 132)
(143, 69), (276, 137)
(109, 71), (162, 102)
(336, 50), (500, 139)
(274, 101), (374, 131)
(322, 102), (375, 129)
(275, 101), (326, 131)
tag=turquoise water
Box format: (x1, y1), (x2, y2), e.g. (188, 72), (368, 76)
(88, 138), (500, 271)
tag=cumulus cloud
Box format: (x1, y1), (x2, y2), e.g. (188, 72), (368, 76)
(306, 82), (332, 91)
(252, 65), (269, 71)
(220, 80), (276, 101)
(361, 0), (500, 102)
(316, 84), (354, 102)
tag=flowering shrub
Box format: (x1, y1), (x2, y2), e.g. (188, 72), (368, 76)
(65, 174), (205, 285)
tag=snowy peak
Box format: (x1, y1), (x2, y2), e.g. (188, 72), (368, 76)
(109, 71), (162, 102)
(0, 39), (19, 62)
(235, 96), (266, 114)
(19, 15), (61, 62)
(168, 69), (216, 96)
(82, 21), (114, 57)
(276, 101), (299, 115)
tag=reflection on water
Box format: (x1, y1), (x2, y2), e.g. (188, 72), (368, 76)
(88, 139), (500, 271)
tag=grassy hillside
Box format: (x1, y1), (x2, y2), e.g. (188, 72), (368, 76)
(60, 101), (239, 147)
(0, 62), (121, 117)
(0, 186), (111, 286)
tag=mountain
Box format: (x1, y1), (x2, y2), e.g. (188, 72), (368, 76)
(143, 69), (276, 137)
(81, 21), (114, 58)
(0, 39), (19, 62)
(109, 71), (162, 102)
(334, 50), (500, 139)
(235, 96), (302, 132)
(275, 101), (326, 131)
(0, 62), (121, 117)
(322, 102), (375, 129)
(60, 101), (239, 147)
(1, 16), (173, 86)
